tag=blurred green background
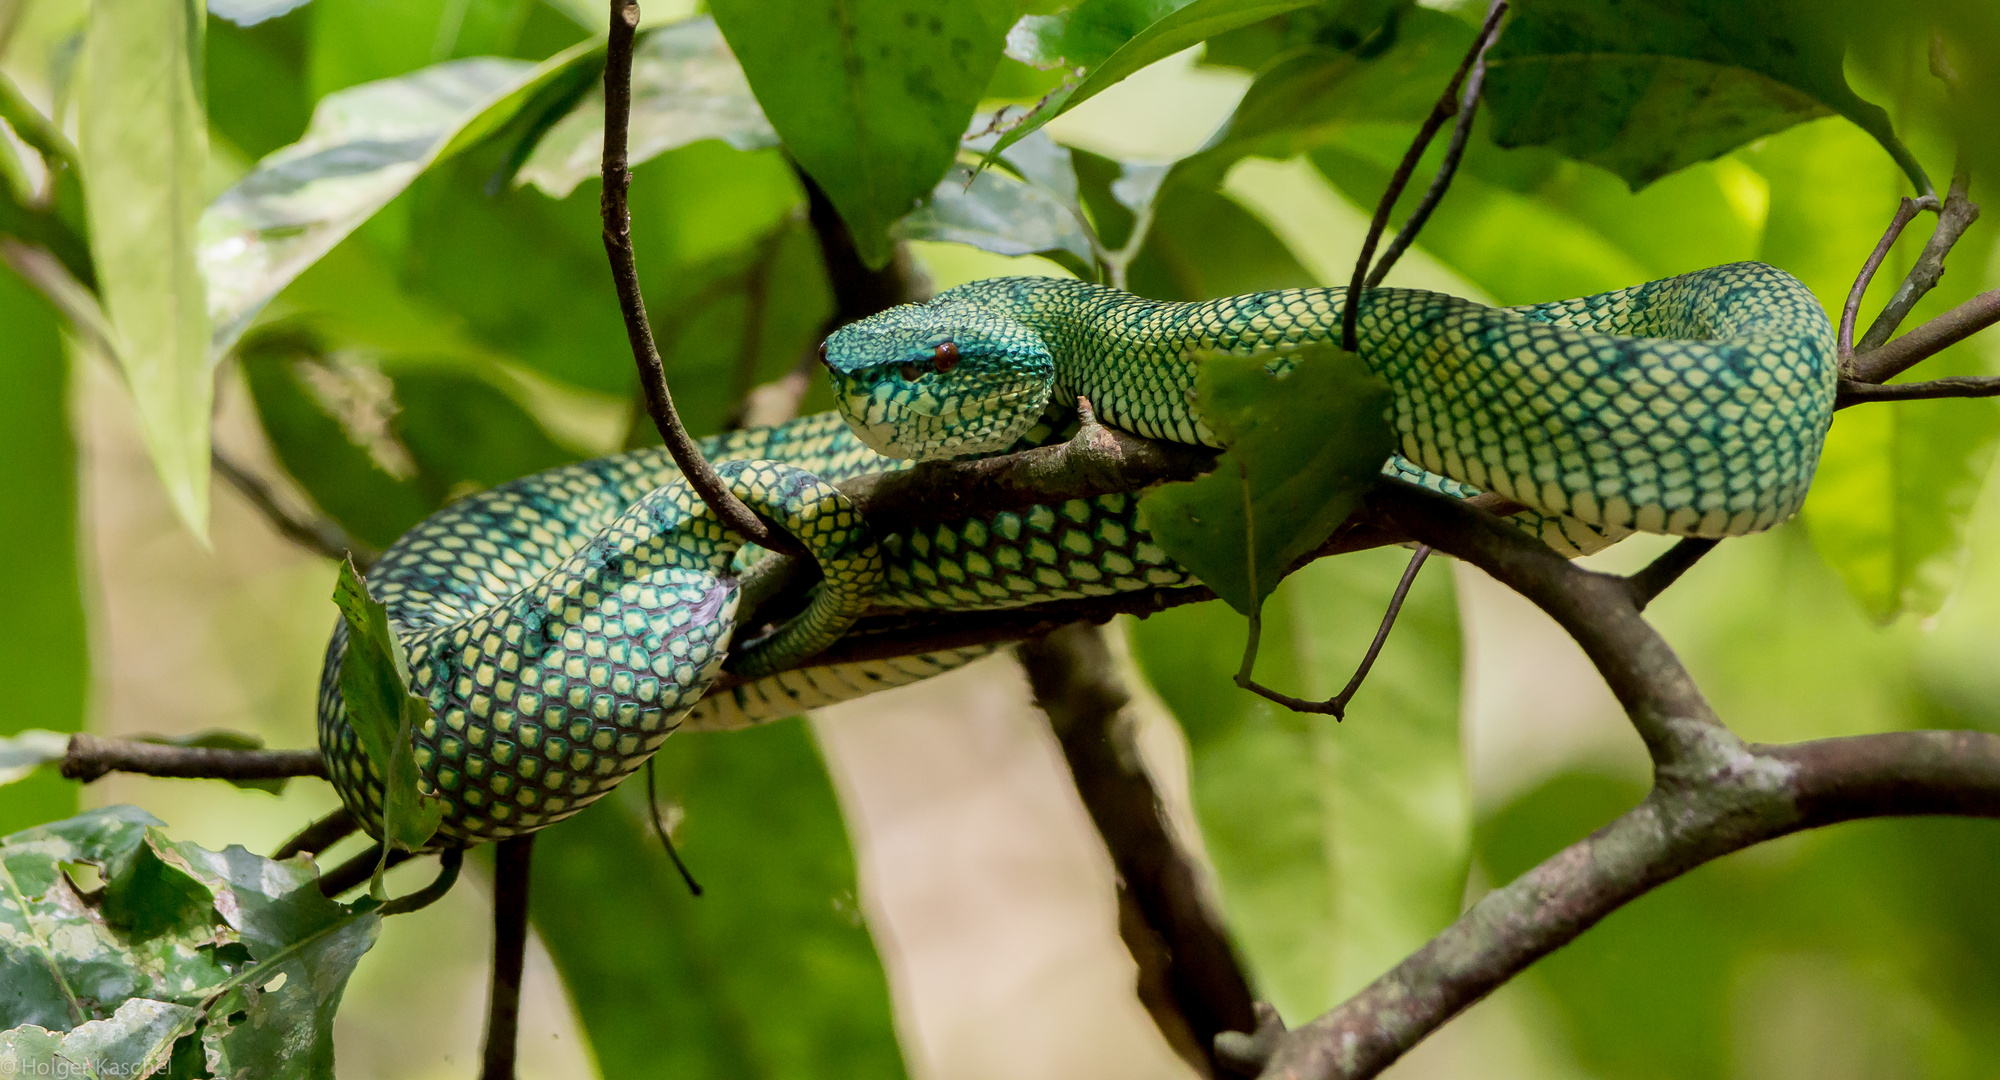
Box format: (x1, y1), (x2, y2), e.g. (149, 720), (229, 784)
(5, 0), (2000, 1077)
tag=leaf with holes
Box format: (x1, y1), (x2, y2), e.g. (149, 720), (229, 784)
(1138, 343), (1393, 614)
(1481, 0), (1930, 194)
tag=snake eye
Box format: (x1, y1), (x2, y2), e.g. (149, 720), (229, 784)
(817, 341), (829, 364)
(932, 340), (960, 372)
(899, 362), (923, 381)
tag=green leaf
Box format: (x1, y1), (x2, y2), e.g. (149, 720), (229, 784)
(1127, 544), (1470, 1022)
(330, 561), (446, 862)
(989, 0), (1320, 160)
(1199, 0), (1411, 72)
(389, 367), (585, 504)
(516, 16), (780, 199)
(0, 270), (86, 836)
(710, 0), (1015, 267)
(1173, 7), (1472, 189)
(1121, 177), (1320, 301)
(1481, 0), (1931, 195)
(893, 130), (1095, 264)
(1137, 343), (1393, 613)
(199, 40), (602, 354)
(210, 0), (312, 25)
(78, 0), (213, 538)
(531, 721), (907, 1080)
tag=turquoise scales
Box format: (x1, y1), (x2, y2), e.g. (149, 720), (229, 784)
(319, 262), (1837, 842)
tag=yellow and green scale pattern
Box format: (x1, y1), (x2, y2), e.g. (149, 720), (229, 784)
(320, 262), (1836, 843)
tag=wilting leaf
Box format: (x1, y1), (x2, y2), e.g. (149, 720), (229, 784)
(1138, 343), (1393, 613)
(517, 16), (779, 199)
(1481, 0), (1930, 194)
(330, 561), (445, 862)
(200, 42), (602, 353)
(78, 0), (213, 537)
(710, 0), (1015, 267)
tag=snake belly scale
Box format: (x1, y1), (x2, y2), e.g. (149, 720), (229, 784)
(320, 262), (1836, 843)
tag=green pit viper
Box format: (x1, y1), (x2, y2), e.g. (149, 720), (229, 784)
(318, 262), (1835, 844)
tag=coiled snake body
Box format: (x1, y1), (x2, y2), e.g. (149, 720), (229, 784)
(319, 262), (1835, 843)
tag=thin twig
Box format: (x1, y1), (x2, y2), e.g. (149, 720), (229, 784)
(1624, 537), (1720, 611)
(59, 733), (326, 784)
(319, 845), (413, 897)
(1839, 195), (1939, 366)
(1845, 287), (2000, 387)
(213, 447), (377, 569)
(1342, 1), (1507, 352)
(1855, 166), (1979, 355)
(1234, 546), (1431, 717)
(644, 757), (703, 896)
(1364, 0), (1505, 288)
(1838, 374), (2000, 406)
(599, 0), (800, 555)
(1019, 625), (1257, 1076)
(480, 835), (535, 1080)
(272, 807), (359, 861)
(379, 848), (465, 916)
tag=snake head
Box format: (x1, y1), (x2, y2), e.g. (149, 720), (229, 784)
(820, 293), (1055, 460)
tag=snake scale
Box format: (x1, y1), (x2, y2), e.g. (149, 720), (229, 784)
(318, 262), (1835, 844)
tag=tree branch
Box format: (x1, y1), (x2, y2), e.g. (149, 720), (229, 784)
(272, 807), (358, 861)
(1018, 624), (1257, 1077)
(1838, 194), (1939, 366)
(59, 733), (327, 784)
(1844, 288), (2000, 388)
(1362, 0), (1504, 289)
(600, 0), (800, 555)
(480, 835), (535, 1080)
(1855, 166), (1979, 356)
(1624, 537), (1720, 612)
(1235, 483), (2000, 1080)
(1342, 1), (1506, 351)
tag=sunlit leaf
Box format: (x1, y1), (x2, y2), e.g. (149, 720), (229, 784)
(1138, 343), (1393, 614)
(531, 722), (907, 1080)
(0, 271), (84, 836)
(711, 0), (1016, 267)
(200, 41), (602, 354)
(990, 0), (1320, 159)
(1127, 544), (1470, 1023)
(330, 561), (446, 863)
(78, 0), (213, 537)
(210, 0), (313, 26)
(1482, 0), (1931, 194)
(0, 732), (69, 787)
(517, 16), (779, 199)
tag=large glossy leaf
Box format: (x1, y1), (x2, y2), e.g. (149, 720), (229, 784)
(0, 807), (381, 1080)
(531, 721), (907, 1080)
(0, 271), (84, 837)
(710, 0), (1015, 268)
(1127, 544), (1470, 1022)
(990, 0), (1319, 159)
(1741, 119), (2000, 620)
(1482, 0), (1930, 194)
(199, 42), (601, 354)
(1138, 343), (1393, 614)
(78, 0), (213, 537)
(516, 16), (779, 199)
